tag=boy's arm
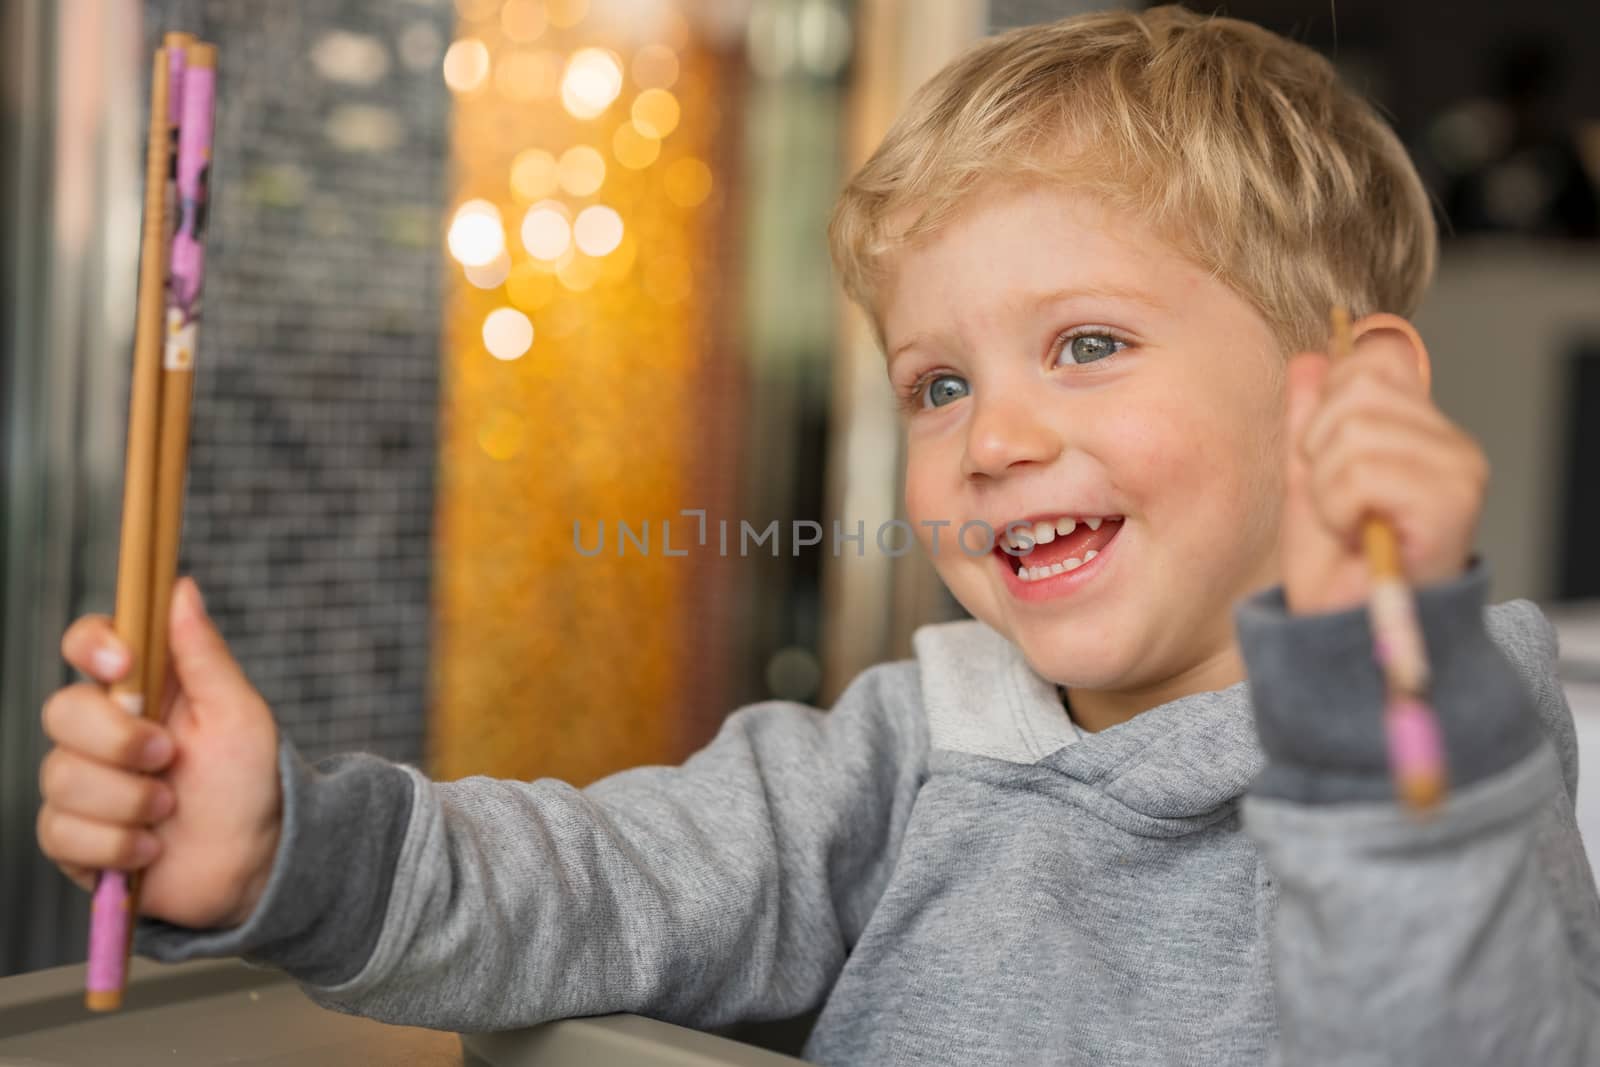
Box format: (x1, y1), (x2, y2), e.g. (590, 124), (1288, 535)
(1234, 556), (1600, 1066)
(133, 662), (929, 1033)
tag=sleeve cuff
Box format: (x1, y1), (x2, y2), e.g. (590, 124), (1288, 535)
(1233, 555), (1543, 805)
(133, 735), (415, 988)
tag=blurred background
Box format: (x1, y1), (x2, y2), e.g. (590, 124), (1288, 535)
(1, 0), (1596, 977)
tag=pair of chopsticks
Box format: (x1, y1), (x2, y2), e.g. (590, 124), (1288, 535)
(1327, 307), (1448, 814)
(85, 32), (217, 1013)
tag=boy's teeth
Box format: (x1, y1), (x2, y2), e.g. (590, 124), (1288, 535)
(1018, 556), (1089, 582)
(1003, 515), (1121, 559)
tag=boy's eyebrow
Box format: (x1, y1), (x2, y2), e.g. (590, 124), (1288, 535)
(886, 283), (1167, 366)
(1019, 282), (1168, 314)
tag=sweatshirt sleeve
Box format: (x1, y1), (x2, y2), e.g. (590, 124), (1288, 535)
(134, 661), (930, 1033)
(1233, 555), (1600, 1066)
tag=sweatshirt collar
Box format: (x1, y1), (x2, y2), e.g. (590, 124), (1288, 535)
(913, 620), (1263, 819)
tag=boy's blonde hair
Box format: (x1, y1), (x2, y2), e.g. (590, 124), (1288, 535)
(829, 5), (1437, 353)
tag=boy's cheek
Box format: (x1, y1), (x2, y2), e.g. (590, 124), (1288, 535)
(902, 465), (947, 536)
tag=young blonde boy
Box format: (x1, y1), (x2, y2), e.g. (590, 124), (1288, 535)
(37, 7), (1600, 1064)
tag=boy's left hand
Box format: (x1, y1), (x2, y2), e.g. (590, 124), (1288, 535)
(1279, 317), (1488, 617)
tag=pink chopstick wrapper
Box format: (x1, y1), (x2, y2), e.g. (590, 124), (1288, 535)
(165, 52), (215, 367)
(86, 45), (214, 1001)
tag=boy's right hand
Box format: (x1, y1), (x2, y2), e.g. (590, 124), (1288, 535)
(37, 577), (283, 931)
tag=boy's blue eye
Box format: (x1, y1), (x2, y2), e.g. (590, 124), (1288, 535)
(905, 333), (1121, 412)
(1060, 332), (1125, 365)
(924, 375), (969, 408)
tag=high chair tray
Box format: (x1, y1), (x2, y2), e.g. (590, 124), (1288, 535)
(0, 958), (808, 1065)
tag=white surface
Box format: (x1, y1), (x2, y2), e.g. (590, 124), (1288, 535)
(1550, 605), (1600, 890)
(1564, 680), (1600, 891)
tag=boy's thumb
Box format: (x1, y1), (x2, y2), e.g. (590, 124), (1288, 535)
(168, 578), (250, 706)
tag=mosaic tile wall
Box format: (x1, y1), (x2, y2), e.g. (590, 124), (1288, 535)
(141, 0), (450, 764)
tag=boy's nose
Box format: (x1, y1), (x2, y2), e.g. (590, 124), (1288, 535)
(961, 394), (1063, 480)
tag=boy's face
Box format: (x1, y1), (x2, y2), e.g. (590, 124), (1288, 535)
(882, 183), (1288, 703)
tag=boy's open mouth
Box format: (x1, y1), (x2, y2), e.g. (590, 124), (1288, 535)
(995, 515), (1124, 582)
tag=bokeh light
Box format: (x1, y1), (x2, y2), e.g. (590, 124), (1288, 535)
(312, 31), (390, 86)
(500, 0), (547, 42)
(324, 105), (403, 153)
(533, 244), (577, 275)
(557, 254), (604, 292)
(477, 409), (525, 460)
(520, 201), (573, 260)
(455, 0), (499, 21)
(630, 89), (680, 139)
(447, 199), (505, 266)
(631, 44), (679, 90)
(560, 47), (624, 119)
(765, 646), (822, 702)
(442, 38), (491, 93)
(598, 232), (638, 283)
(663, 157), (713, 207)
(510, 148), (560, 201)
(436, 0), (730, 789)
(542, 297), (587, 339)
(546, 0), (589, 29)
(557, 146), (607, 196)
(573, 205), (624, 256)
(398, 23), (443, 72)
(795, 0), (853, 77)
(483, 307), (535, 360)
(464, 250), (512, 289)
(612, 121), (661, 169)
(506, 260), (558, 311)
(496, 50), (563, 101)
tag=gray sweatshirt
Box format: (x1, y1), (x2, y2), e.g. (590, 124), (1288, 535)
(135, 559), (1600, 1065)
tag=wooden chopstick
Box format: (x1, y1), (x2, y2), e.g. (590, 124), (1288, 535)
(86, 43), (172, 1014)
(86, 33), (216, 1013)
(138, 37), (212, 829)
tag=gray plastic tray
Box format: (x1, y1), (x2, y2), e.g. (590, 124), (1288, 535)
(0, 958), (808, 1065)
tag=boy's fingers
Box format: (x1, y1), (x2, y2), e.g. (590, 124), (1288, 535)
(59, 863), (97, 894)
(1309, 415), (1464, 497)
(40, 684), (175, 772)
(39, 748), (176, 824)
(60, 615), (131, 683)
(36, 806), (160, 872)
(157, 661), (181, 719)
(1307, 447), (1466, 564)
(168, 577), (252, 711)
(1336, 328), (1426, 396)
(1300, 379), (1455, 462)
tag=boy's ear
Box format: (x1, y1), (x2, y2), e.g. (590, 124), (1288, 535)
(1349, 312), (1432, 395)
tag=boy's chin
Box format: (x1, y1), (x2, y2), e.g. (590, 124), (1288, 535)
(1011, 632), (1131, 691)
(974, 612), (1132, 690)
